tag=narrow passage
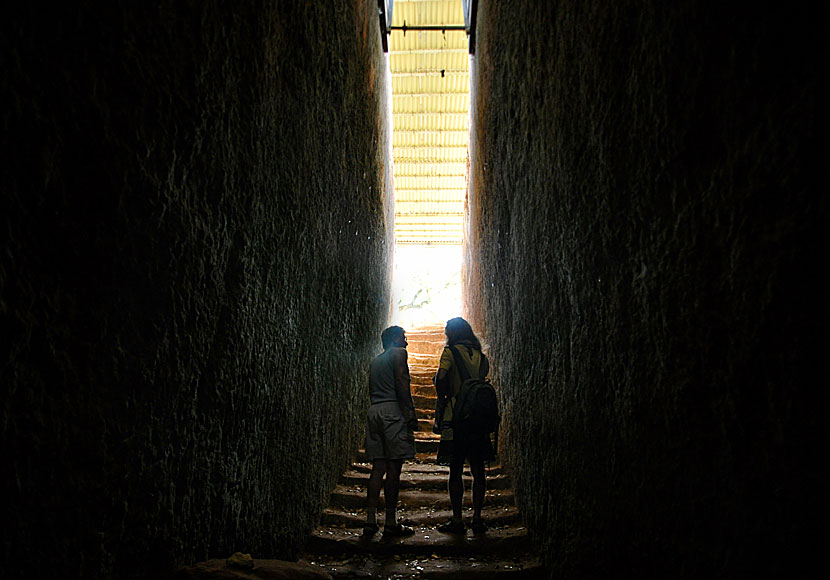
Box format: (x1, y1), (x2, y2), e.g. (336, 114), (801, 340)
(300, 325), (544, 578)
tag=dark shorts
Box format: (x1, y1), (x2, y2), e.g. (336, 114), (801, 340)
(436, 433), (495, 466)
(365, 401), (416, 461)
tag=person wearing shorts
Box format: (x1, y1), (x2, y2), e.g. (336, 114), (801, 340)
(363, 325), (417, 537)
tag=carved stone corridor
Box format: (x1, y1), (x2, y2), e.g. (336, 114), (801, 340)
(3, 2), (821, 579)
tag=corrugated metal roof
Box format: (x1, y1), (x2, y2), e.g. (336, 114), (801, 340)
(390, 0), (469, 245)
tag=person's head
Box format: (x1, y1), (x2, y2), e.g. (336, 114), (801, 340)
(445, 317), (481, 349)
(381, 325), (407, 350)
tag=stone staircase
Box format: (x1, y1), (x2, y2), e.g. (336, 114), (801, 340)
(300, 325), (544, 578)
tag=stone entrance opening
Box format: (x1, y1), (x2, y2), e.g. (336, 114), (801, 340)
(392, 243), (462, 327)
(387, 0), (471, 327)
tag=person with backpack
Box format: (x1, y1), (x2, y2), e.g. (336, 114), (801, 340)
(363, 325), (418, 537)
(433, 317), (499, 534)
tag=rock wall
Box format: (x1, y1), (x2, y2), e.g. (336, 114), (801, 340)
(465, 1), (824, 577)
(1, 1), (393, 578)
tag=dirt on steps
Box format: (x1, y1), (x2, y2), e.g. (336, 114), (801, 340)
(301, 554), (543, 579)
(337, 469), (513, 491)
(321, 505), (523, 528)
(349, 462), (506, 477)
(305, 525), (533, 557)
(328, 485), (516, 509)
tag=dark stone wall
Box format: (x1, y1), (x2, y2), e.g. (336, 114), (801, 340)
(466, 1), (824, 577)
(1, 1), (392, 578)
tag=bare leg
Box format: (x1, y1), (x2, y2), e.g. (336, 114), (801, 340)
(448, 456), (465, 521)
(380, 458), (415, 536)
(384, 458), (404, 514)
(367, 460), (386, 511)
(470, 459), (486, 520)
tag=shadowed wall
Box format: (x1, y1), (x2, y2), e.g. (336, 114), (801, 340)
(465, 1), (823, 577)
(1, 1), (392, 577)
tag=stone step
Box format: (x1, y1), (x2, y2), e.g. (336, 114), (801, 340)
(414, 393), (437, 409)
(416, 412), (436, 425)
(413, 382), (438, 396)
(408, 341), (446, 351)
(409, 353), (441, 362)
(407, 326), (445, 335)
(407, 334), (446, 343)
(180, 553), (545, 580)
(409, 348), (441, 356)
(321, 505), (522, 528)
(418, 438), (440, 454)
(415, 432), (442, 441)
(181, 553), (544, 580)
(355, 451), (442, 465)
(304, 522), (531, 558)
(415, 409), (436, 422)
(407, 324), (445, 331)
(338, 470), (513, 491)
(409, 365), (440, 374)
(407, 327), (445, 335)
(416, 407), (434, 420)
(349, 461), (506, 477)
(328, 485), (515, 510)
(410, 372), (437, 383)
(301, 554), (544, 579)
(412, 384), (437, 397)
(409, 332), (443, 341)
(356, 440), (502, 464)
(408, 349), (442, 360)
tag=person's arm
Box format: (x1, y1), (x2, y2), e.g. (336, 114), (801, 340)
(480, 353), (489, 378)
(392, 348), (417, 428)
(435, 368), (450, 399)
(434, 347), (452, 399)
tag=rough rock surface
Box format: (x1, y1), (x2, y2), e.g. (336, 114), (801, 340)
(465, 1), (823, 578)
(176, 558), (332, 580)
(1, 2), (392, 578)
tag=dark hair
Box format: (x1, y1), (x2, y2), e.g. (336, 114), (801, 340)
(381, 325), (405, 350)
(445, 317), (481, 350)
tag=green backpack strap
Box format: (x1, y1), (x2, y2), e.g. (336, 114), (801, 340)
(448, 345), (480, 382)
(448, 345), (483, 426)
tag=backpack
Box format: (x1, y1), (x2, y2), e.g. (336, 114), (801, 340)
(448, 346), (501, 439)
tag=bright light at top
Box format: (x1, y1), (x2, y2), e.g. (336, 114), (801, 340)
(391, 244), (462, 328)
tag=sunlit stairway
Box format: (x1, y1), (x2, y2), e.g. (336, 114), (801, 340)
(300, 325), (544, 578)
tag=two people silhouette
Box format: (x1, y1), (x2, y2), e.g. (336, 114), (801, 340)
(363, 317), (492, 537)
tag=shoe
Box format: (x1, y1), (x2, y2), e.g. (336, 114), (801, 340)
(471, 519), (488, 534)
(383, 523), (415, 537)
(362, 522), (379, 536)
(437, 519), (466, 534)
